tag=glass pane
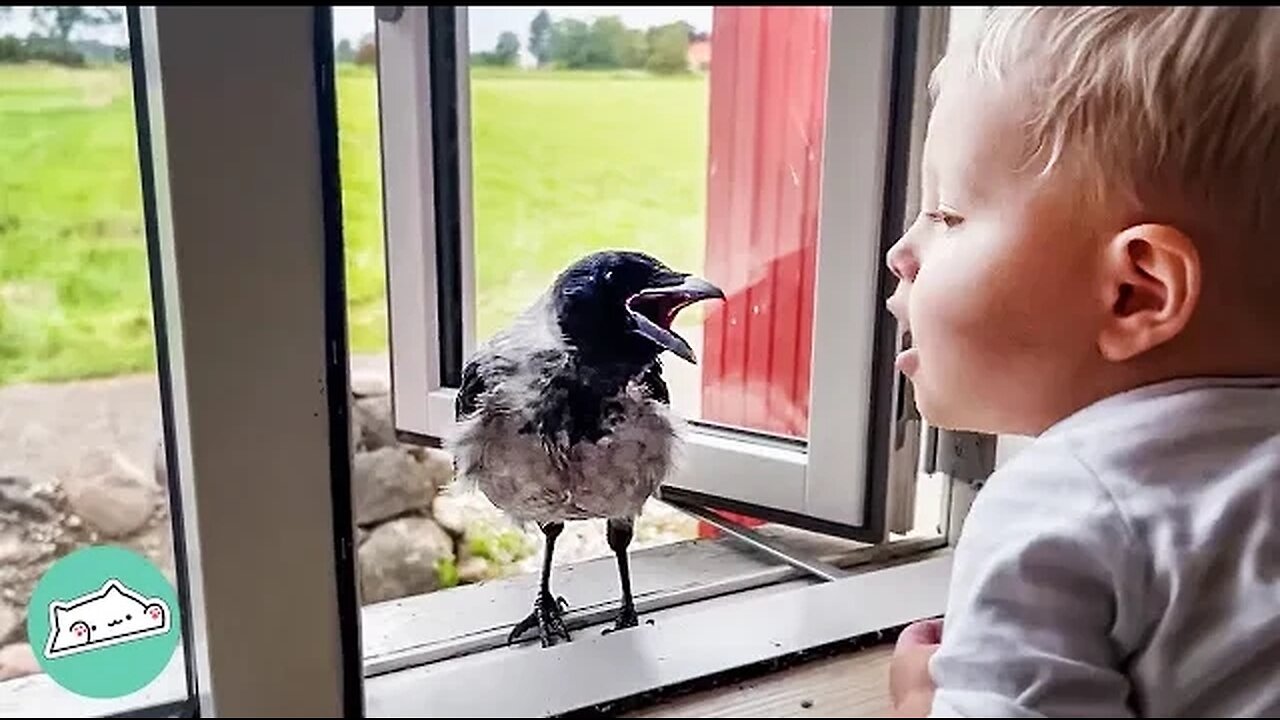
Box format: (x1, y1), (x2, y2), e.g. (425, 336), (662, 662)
(0, 5), (189, 710)
(336, 4), (838, 640)
(465, 6), (829, 443)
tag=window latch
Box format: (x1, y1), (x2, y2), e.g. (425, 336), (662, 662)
(376, 6), (404, 23)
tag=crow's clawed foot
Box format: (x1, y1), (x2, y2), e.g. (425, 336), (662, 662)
(602, 604), (639, 636)
(508, 591), (571, 648)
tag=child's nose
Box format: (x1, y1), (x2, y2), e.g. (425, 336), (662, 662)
(886, 239), (920, 282)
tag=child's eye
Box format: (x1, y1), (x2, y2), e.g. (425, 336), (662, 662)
(924, 209), (963, 229)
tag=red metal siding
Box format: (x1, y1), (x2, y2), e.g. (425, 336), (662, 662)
(697, 6), (830, 534)
(701, 5), (830, 440)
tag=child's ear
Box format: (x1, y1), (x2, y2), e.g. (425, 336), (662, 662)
(1097, 223), (1201, 362)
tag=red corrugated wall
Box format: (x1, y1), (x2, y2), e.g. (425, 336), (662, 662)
(698, 6), (831, 533)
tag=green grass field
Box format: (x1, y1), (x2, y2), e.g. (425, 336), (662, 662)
(0, 62), (709, 385)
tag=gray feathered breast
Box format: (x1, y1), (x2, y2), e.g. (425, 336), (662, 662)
(445, 292), (685, 525)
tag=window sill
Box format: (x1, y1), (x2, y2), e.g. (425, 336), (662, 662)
(0, 647), (188, 718)
(360, 519), (945, 675)
(364, 549), (952, 717)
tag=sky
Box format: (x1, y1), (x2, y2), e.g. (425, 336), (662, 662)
(0, 7), (713, 53)
(335, 7), (711, 52)
(1, 6), (129, 44)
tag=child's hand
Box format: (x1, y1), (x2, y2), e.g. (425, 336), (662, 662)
(890, 618), (943, 717)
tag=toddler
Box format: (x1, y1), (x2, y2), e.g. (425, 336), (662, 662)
(884, 6), (1280, 717)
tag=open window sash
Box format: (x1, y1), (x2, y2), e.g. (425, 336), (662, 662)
(376, 5), (928, 543)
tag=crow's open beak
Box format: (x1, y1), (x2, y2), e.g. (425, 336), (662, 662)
(627, 276), (725, 364)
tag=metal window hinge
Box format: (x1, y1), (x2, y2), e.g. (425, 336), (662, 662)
(925, 428), (995, 485)
(661, 496), (850, 582)
(926, 429), (996, 544)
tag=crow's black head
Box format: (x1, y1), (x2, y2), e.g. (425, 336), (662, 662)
(551, 250), (725, 366)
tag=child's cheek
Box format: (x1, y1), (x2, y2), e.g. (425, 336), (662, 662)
(911, 254), (1004, 349)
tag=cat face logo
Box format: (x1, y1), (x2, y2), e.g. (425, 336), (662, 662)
(44, 578), (171, 660)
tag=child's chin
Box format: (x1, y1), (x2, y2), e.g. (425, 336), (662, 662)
(914, 390), (988, 435)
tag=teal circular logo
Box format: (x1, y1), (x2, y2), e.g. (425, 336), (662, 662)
(26, 544), (180, 699)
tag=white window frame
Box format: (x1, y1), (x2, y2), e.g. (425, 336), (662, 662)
(378, 5), (920, 538)
(0, 5), (1007, 718)
(60, 6), (364, 717)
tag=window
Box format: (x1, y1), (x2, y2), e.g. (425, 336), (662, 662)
(0, 5), (190, 716)
(381, 5), (921, 538)
(2, 5), (1001, 717)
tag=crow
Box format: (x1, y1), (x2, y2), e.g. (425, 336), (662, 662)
(445, 250), (725, 648)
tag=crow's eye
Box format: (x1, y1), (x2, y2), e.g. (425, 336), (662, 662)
(603, 270), (614, 282)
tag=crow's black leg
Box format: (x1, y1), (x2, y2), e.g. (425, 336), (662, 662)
(603, 516), (639, 634)
(508, 521), (571, 647)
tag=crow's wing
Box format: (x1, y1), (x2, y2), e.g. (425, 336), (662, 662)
(455, 354), (490, 422)
(454, 291), (563, 423)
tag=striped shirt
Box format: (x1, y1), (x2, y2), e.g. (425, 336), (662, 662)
(929, 376), (1280, 718)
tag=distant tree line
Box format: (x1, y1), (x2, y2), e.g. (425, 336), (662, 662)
(329, 9), (707, 75)
(471, 9), (702, 75)
(0, 6), (127, 66)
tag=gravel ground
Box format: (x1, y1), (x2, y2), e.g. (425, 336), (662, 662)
(0, 372), (162, 492)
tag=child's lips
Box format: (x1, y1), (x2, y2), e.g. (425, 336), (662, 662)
(887, 295), (916, 374)
(895, 327), (918, 375)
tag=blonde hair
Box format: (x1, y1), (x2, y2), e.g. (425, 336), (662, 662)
(932, 6), (1280, 244)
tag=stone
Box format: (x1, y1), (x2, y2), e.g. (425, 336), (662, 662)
(63, 454), (156, 538)
(0, 476), (56, 524)
(353, 447), (437, 526)
(431, 487), (521, 539)
(1, 536), (102, 618)
(0, 602), (20, 645)
(352, 395), (397, 452)
(0, 525), (52, 571)
(350, 371), (389, 399)
(76, 446), (142, 480)
(456, 556), (491, 584)
(420, 447), (455, 488)
(430, 493), (468, 536)
(0, 532), (29, 566)
(358, 517), (454, 604)
(0, 642), (39, 681)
